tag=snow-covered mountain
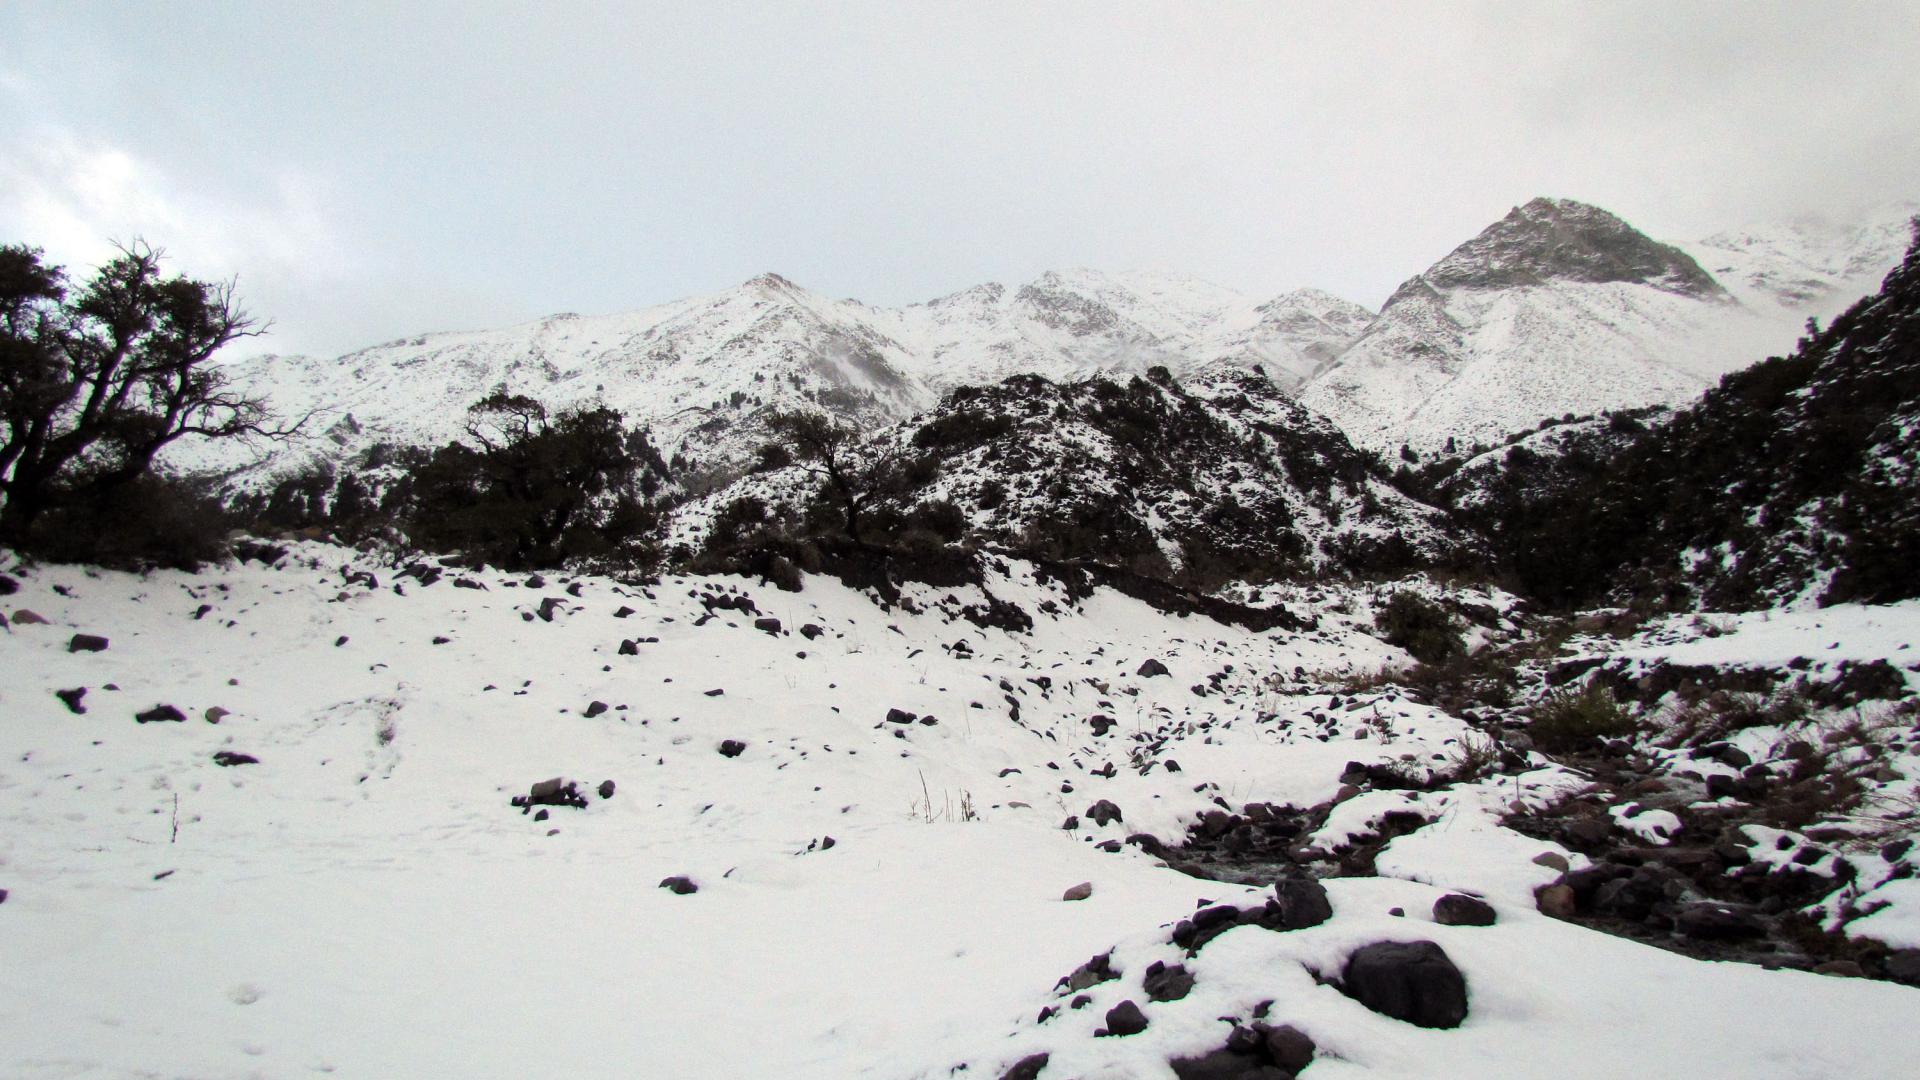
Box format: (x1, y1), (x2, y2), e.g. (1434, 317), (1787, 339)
(189, 269), (1369, 486)
(1301, 198), (1915, 452)
(187, 198), (1913, 485)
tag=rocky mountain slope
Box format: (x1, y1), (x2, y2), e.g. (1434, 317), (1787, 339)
(1440, 220), (1920, 611)
(1299, 198), (1914, 452)
(671, 368), (1460, 587)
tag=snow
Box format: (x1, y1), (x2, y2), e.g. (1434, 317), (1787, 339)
(3, 546), (1916, 1078)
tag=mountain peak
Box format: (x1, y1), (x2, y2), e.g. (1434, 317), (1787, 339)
(1419, 197), (1725, 297)
(743, 271), (801, 293)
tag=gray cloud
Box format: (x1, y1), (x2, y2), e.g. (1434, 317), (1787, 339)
(2, 1), (1915, 358)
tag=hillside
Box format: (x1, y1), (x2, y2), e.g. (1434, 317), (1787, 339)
(1445, 219), (1920, 611)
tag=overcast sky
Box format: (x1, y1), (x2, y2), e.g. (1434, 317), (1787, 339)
(2, 1), (1916, 357)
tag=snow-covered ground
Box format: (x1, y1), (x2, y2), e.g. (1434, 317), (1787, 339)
(1, 548), (1915, 1078)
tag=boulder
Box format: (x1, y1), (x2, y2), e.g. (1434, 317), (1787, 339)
(1137, 658), (1171, 678)
(212, 751), (260, 767)
(1086, 799), (1124, 826)
(999, 1054), (1049, 1080)
(54, 687), (86, 714)
(135, 704), (186, 724)
(1535, 884), (1577, 918)
(1269, 875), (1333, 930)
(1062, 882), (1093, 902)
(67, 633), (109, 653)
(1341, 940), (1469, 1029)
(800, 623), (825, 640)
(1169, 1047), (1292, 1079)
(718, 739), (747, 758)
(1142, 961), (1195, 1002)
(583, 700), (609, 718)
(1674, 901), (1766, 940)
(886, 708), (918, 724)
(618, 639), (640, 656)
(753, 617), (782, 635)
(1432, 893), (1497, 927)
(12, 609), (49, 625)
(1264, 1024), (1316, 1073)
(1099, 999), (1148, 1037)
(1887, 949), (1920, 986)
(597, 779), (616, 799)
(658, 876), (698, 895)
(204, 706), (230, 723)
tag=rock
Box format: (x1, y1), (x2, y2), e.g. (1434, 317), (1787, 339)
(659, 875), (698, 895)
(1142, 960), (1195, 1002)
(1057, 951), (1117, 992)
(703, 688), (724, 697)
(0, 573), (16, 595)
(135, 704), (186, 724)
(1881, 839), (1913, 863)
(524, 574), (546, 588)
(204, 706), (230, 724)
(1341, 940), (1469, 1029)
(718, 739), (747, 758)
(523, 778), (588, 809)
(1099, 999), (1148, 1037)
(12, 609), (49, 625)
(1269, 875), (1333, 930)
(67, 633), (109, 653)
(1062, 881), (1093, 901)
(753, 617), (782, 635)
(1265, 1024), (1316, 1073)
(1087, 799), (1123, 826)
(886, 707), (918, 724)
(536, 597), (564, 622)
(0, 887), (7, 904)
(1564, 817), (1612, 845)
(1137, 658), (1171, 678)
(533, 808), (549, 822)
(597, 779), (616, 799)
(583, 700), (609, 718)
(801, 623), (825, 640)
(1531, 851), (1570, 872)
(1674, 901), (1766, 940)
(1535, 884), (1577, 918)
(54, 687), (86, 714)
(613, 605), (635, 618)
(1814, 960), (1866, 978)
(1882, 949), (1920, 986)
(618, 639), (640, 656)
(1432, 893), (1497, 927)
(1169, 1047), (1291, 1080)
(999, 1053), (1050, 1080)
(1089, 714), (1116, 736)
(212, 751), (260, 767)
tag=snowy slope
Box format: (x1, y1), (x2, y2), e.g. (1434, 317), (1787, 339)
(1303, 198), (1915, 452)
(3, 549), (1917, 1078)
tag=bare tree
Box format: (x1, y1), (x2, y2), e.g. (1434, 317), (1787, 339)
(0, 241), (296, 542)
(765, 409), (898, 546)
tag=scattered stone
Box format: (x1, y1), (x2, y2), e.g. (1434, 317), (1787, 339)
(1062, 881), (1093, 902)
(999, 1053), (1050, 1080)
(1341, 940), (1469, 1029)
(0, 573), (16, 594)
(135, 704), (186, 724)
(1099, 999), (1148, 1037)
(613, 605), (635, 618)
(67, 633), (109, 653)
(801, 623), (825, 640)
(703, 688), (724, 697)
(1087, 799), (1123, 826)
(1535, 884), (1577, 918)
(533, 808), (549, 822)
(1265, 1024), (1316, 1073)
(536, 597), (564, 622)
(1137, 658), (1171, 678)
(1885, 949), (1920, 986)
(719, 739), (747, 758)
(753, 617), (782, 635)
(1056, 951), (1117, 992)
(12, 609), (49, 625)
(204, 706), (230, 723)
(597, 779), (616, 799)
(1142, 960), (1194, 1002)
(212, 751), (260, 767)
(0, 887), (7, 904)
(54, 687), (86, 714)
(659, 875), (698, 895)
(1674, 900), (1767, 940)
(1433, 893), (1497, 927)
(1089, 714), (1116, 736)
(1814, 960), (1866, 978)
(886, 707), (918, 724)
(1269, 875), (1333, 930)
(618, 639), (640, 656)
(583, 700), (609, 718)
(1531, 851), (1570, 873)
